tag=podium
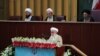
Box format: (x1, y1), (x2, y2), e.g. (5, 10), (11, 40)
(15, 47), (56, 56)
(12, 37), (57, 56)
(12, 40), (56, 56)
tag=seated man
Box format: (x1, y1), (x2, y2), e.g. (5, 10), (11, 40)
(48, 27), (63, 47)
(45, 8), (65, 22)
(24, 8), (33, 21)
(81, 9), (94, 22)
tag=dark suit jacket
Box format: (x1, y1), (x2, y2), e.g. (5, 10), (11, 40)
(81, 17), (95, 22)
(31, 16), (37, 21)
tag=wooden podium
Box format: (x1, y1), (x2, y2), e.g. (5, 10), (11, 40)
(15, 47), (56, 56)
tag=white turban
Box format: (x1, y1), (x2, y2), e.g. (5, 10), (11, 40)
(46, 8), (53, 13)
(25, 8), (32, 13)
(50, 27), (59, 32)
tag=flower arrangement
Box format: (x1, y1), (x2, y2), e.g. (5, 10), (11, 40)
(12, 37), (56, 48)
(0, 37), (72, 56)
(63, 49), (72, 56)
(0, 45), (14, 56)
(12, 37), (47, 43)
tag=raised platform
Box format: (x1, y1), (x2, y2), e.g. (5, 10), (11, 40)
(0, 21), (100, 56)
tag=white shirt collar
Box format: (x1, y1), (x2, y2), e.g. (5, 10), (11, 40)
(25, 16), (32, 21)
(47, 16), (53, 22)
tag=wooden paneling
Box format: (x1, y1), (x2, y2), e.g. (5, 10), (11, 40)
(64, 0), (69, 21)
(71, 0), (77, 21)
(8, 0), (77, 21)
(29, 0), (34, 16)
(15, 0), (21, 16)
(42, 0), (48, 20)
(9, 0), (14, 16)
(0, 0), (7, 19)
(35, 0), (41, 16)
(22, 0), (27, 20)
(56, 0), (62, 16)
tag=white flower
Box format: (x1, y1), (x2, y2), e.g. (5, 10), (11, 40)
(35, 38), (42, 43)
(11, 38), (14, 42)
(29, 38), (34, 42)
(41, 38), (47, 43)
(14, 37), (22, 41)
(8, 52), (12, 55)
(4, 50), (9, 53)
(63, 49), (71, 56)
(1, 53), (8, 56)
(0, 45), (13, 56)
(22, 38), (27, 42)
(11, 37), (55, 44)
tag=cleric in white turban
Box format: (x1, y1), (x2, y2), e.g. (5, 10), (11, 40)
(45, 8), (66, 22)
(48, 27), (63, 47)
(24, 8), (34, 21)
(45, 8), (55, 22)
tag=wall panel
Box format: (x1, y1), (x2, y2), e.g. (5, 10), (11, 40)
(22, 0), (27, 20)
(29, 0), (34, 16)
(56, 0), (62, 16)
(8, 0), (77, 21)
(42, 0), (48, 20)
(9, 0), (14, 16)
(71, 0), (77, 21)
(35, 0), (41, 16)
(15, 0), (21, 16)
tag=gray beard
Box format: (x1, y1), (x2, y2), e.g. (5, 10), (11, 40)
(48, 16), (52, 18)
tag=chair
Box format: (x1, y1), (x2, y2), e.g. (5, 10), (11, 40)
(56, 16), (66, 21)
(31, 16), (43, 21)
(8, 16), (22, 21)
(91, 10), (100, 22)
